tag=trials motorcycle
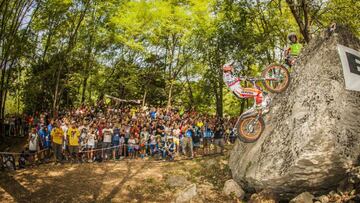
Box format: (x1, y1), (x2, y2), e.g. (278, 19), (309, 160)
(231, 63), (290, 143)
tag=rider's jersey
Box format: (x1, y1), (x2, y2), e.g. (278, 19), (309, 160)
(223, 72), (240, 87)
(289, 43), (303, 56)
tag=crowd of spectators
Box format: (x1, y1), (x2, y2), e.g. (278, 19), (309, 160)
(2, 115), (27, 137)
(1, 105), (237, 169)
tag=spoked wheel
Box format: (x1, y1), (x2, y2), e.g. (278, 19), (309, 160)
(236, 116), (265, 143)
(261, 64), (290, 93)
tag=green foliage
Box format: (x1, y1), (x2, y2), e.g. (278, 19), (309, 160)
(320, 0), (360, 37)
(2, 0), (359, 117)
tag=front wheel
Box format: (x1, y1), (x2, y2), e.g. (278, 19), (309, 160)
(236, 116), (265, 143)
(261, 64), (290, 93)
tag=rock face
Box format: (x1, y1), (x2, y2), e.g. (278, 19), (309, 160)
(175, 184), (197, 203)
(223, 179), (245, 199)
(229, 25), (360, 199)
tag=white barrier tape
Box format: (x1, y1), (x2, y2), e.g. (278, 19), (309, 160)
(78, 143), (175, 153)
(0, 138), (219, 155)
(0, 148), (49, 156)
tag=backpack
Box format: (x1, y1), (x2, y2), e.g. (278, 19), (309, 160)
(4, 155), (16, 171)
(94, 152), (103, 162)
(192, 133), (200, 143)
(18, 154), (26, 169)
(112, 129), (120, 142)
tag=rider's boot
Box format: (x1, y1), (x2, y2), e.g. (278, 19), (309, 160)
(261, 93), (271, 114)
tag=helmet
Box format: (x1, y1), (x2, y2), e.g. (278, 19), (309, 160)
(288, 32), (298, 41)
(223, 64), (233, 72)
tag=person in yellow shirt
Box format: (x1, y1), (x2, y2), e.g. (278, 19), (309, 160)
(196, 120), (204, 128)
(67, 122), (80, 162)
(51, 122), (64, 164)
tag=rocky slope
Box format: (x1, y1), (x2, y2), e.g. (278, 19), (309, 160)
(229, 25), (360, 199)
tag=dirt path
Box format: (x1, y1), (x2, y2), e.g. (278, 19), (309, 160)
(0, 154), (234, 203)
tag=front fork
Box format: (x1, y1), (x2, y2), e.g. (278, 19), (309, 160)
(247, 112), (262, 132)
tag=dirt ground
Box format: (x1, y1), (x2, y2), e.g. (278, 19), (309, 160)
(0, 151), (236, 203)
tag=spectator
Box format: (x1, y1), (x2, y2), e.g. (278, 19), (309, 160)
(140, 126), (149, 155)
(128, 136), (136, 159)
(156, 137), (163, 159)
(149, 134), (156, 156)
(172, 124), (181, 155)
(203, 125), (213, 155)
(67, 122), (80, 163)
(42, 126), (51, 162)
(79, 124), (88, 161)
(60, 120), (69, 160)
(166, 137), (176, 161)
(156, 120), (165, 139)
(119, 127), (126, 157)
(102, 123), (113, 160)
(192, 124), (201, 157)
(87, 128), (96, 162)
(139, 135), (147, 159)
(18, 151), (26, 169)
(51, 123), (64, 164)
(95, 121), (103, 158)
(112, 124), (121, 160)
(124, 123), (131, 145)
(214, 125), (225, 154)
(47, 120), (53, 133)
(183, 125), (194, 159)
(28, 128), (40, 165)
(149, 108), (156, 120)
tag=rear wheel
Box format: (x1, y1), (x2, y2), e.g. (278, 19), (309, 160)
(236, 116), (265, 143)
(261, 64), (290, 93)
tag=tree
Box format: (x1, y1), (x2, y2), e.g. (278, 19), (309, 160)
(3, 0), (359, 129)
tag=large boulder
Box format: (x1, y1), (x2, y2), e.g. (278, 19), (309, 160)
(229, 25), (360, 199)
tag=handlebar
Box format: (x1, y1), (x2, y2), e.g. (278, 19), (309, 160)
(237, 76), (265, 82)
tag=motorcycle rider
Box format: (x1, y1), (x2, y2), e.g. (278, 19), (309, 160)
(222, 63), (270, 113)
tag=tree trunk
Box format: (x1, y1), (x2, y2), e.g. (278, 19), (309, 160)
(0, 59), (13, 121)
(187, 82), (194, 109)
(185, 66), (194, 109)
(285, 0), (311, 43)
(88, 84), (92, 105)
(81, 76), (88, 104)
(53, 66), (62, 117)
(212, 74), (223, 119)
(0, 65), (11, 137)
(167, 82), (173, 108)
(142, 89), (147, 107)
(215, 93), (223, 119)
(0, 60), (8, 120)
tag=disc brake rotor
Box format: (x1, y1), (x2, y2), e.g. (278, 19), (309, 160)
(246, 122), (255, 133)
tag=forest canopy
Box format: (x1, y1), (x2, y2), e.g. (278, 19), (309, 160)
(1, 0), (359, 118)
